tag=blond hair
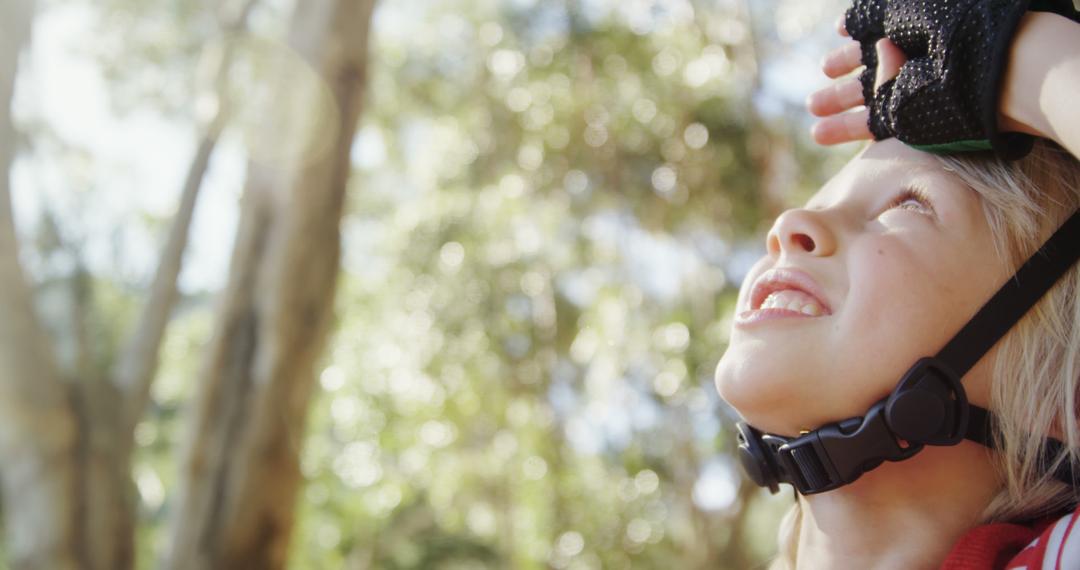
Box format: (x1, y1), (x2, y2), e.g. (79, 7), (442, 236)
(770, 140), (1080, 569)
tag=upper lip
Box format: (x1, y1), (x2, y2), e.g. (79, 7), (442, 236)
(748, 267), (832, 313)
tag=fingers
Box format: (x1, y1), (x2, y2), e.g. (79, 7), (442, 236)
(811, 110), (872, 145)
(822, 41), (863, 79)
(836, 15), (849, 37)
(808, 27), (902, 146)
(807, 79), (864, 117)
(873, 38), (906, 91)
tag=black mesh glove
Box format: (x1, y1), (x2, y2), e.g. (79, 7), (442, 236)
(845, 0), (1080, 159)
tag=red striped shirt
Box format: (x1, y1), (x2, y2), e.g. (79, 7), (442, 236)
(942, 506), (1080, 569)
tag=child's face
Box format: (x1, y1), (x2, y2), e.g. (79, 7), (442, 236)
(715, 140), (1008, 436)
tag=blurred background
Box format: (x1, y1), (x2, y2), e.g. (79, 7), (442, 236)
(0, 0), (858, 568)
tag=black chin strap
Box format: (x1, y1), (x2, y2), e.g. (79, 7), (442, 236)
(738, 211), (1080, 495)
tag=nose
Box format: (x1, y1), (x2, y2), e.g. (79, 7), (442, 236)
(766, 208), (837, 257)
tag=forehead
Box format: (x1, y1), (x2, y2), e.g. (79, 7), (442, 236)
(806, 140), (973, 208)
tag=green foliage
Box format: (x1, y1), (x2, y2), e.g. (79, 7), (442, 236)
(87, 0), (294, 119)
(27, 0), (857, 568)
(280, 1), (843, 568)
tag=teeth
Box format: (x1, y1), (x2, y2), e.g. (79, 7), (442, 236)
(759, 289), (825, 316)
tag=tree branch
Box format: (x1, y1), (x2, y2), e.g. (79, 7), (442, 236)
(165, 1), (377, 566)
(113, 0), (261, 431)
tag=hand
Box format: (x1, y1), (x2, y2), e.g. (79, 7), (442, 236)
(811, 0), (1078, 159)
(806, 20), (907, 146)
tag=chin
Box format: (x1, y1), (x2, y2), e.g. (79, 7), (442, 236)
(714, 347), (812, 435)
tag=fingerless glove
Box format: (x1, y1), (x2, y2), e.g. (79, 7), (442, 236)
(845, 0), (1080, 159)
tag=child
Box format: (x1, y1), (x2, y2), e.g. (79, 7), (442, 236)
(715, 2), (1080, 567)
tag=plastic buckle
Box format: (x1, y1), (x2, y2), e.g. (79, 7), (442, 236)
(776, 405), (921, 495)
(774, 434), (838, 494)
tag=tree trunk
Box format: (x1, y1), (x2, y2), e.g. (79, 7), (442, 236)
(86, 5), (261, 567)
(0, 1), (80, 568)
(69, 127), (225, 570)
(1, 0), (260, 566)
(165, 1), (376, 568)
(66, 2), (263, 567)
(75, 128), (228, 570)
(113, 0), (259, 433)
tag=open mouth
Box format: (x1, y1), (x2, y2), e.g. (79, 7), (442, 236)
(754, 288), (827, 316)
(738, 268), (832, 323)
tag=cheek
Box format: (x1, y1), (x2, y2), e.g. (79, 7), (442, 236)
(836, 243), (983, 392)
(844, 251), (946, 349)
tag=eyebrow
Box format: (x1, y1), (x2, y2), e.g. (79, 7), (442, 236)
(887, 160), (969, 189)
(804, 160), (970, 212)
